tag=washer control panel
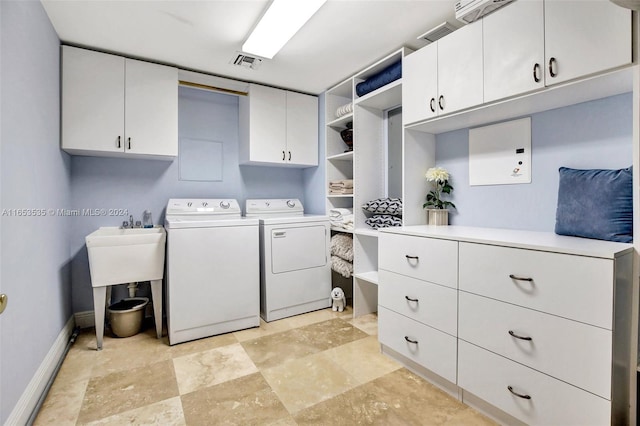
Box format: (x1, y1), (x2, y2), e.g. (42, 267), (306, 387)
(166, 199), (241, 216)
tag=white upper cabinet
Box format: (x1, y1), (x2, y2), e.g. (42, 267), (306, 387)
(62, 46), (178, 160)
(123, 58), (179, 157)
(403, 43), (438, 124)
(240, 84), (318, 167)
(544, 0), (631, 85)
(286, 91), (319, 166)
(483, 0), (545, 102)
(403, 22), (483, 125)
(437, 21), (484, 115)
(240, 84), (287, 164)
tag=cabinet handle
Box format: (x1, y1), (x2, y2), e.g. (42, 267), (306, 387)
(117, 136), (121, 148)
(509, 274), (533, 282)
(507, 386), (532, 400)
(508, 330), (533, 341)
(438, 95), (445, 111)
(405, 255), (419, 260)
(127, 137), (131, 150)
(548, 57), (558, 78)
(430, 98), (436, 113)
(282, 150), (286, 161)
(405, 296), (419, 303)
(533, 63), (541, 83)
(404, 336), (418, 344)
(288, 151), (291, 161)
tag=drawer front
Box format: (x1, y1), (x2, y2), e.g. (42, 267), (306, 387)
(459, 292), (612, 399)
(459, 242), (613, 329)
(379, 233), (458, 288)
(378, 307), (457, 384)
(379, 270), (457, 336)
(458, 341), (611, 426)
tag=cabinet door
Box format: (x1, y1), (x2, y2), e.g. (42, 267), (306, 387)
(285, 91), (318, 166)
(483, 0), (544, 102)
(402, 44), (438, 125)
(247, 84), (287, 164)
(62, 46), (125, 154)
(544, 0), (631, 85)
(124, 59), (178, 157)
(437, 21), (484, 114)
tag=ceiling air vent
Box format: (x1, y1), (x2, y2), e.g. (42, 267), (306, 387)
(417, 21), (460, 44)
(231, 53), (263, 70)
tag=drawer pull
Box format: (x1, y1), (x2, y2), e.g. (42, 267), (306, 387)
(405, 296), (419, 303)
(507, 385), (532, 400)
(405, 255), (419, 260)
(508, 330), (533, 341)
(404, 336), (418, 344)
(509, 274), (533, 282)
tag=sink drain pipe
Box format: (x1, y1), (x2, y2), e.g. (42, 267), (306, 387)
(127, 282), (138, 298)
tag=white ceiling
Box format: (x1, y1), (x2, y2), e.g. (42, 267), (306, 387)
(41, 0), (458, 95)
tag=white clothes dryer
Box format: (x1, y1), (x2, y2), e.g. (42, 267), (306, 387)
(165, 198), (259, 345)
(245, 199), (331, 322)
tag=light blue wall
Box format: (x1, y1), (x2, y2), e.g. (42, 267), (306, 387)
(0, 1), (72, 422)
(435, 93), (632, 231)
(70, 86), (309, 312)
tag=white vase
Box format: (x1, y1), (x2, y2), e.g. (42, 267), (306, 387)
(427, 209), (449, 226)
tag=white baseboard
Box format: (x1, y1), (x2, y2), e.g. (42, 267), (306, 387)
(74, 310), (95, 329)
(5, 316), (75, 425)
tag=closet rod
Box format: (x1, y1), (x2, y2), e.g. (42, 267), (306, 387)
(178, 80), (248, 96)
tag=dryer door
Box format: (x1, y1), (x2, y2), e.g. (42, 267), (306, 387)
(271, 225), (327, 273)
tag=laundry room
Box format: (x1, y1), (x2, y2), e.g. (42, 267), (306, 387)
(3, 0), (640, 424)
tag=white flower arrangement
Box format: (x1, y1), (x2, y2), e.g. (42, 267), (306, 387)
(423, 167), (456, 210)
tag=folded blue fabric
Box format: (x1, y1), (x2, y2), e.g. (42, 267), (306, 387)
(555, 166), (633, 243)
(356, 60), (402, 97)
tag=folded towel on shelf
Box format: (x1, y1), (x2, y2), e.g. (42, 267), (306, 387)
(329, 179), (354, 189)
(330, 208), (353, 220)
(329, 188), (354, 195)
(335, 102), (353, 118)
(331, 233), (353, 262)
(329, 208), (354, 231)
(331, 255), (353, 279)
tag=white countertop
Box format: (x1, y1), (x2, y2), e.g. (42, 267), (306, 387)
(379, 225), (634, 259)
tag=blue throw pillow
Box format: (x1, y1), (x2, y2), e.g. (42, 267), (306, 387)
(555, 166), (633, 243)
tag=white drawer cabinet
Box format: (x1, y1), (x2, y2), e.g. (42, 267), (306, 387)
(459, 341), (611, 426)
(62, 46), (178, 160)
(459, 292), (612, 399)
(378, 232), (457, 288)
(239, 84), (318, 167)
(379, 270), (457, 336)
(378, 307), (457, 384)
(378, 225), (634, 425)
(459, 242), (613, 329)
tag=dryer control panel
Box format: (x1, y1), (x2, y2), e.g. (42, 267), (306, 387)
(245, 199), (303, 216)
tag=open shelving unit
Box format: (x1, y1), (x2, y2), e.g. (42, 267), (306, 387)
(325, 47), (419, 317)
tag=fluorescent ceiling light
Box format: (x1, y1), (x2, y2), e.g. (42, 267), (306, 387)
(242, 0), (327, 59)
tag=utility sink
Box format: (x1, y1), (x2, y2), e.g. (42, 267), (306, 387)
(86, 226), (166, 349)
(86, 226), (166, 287)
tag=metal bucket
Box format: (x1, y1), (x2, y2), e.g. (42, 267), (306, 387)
(107, 297), (149, 338)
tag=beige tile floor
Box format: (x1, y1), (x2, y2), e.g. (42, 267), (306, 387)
(34, 307), (496, 425)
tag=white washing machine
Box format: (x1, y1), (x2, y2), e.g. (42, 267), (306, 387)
(246, 199), (331, 322)
(165, 198), (259, 345)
